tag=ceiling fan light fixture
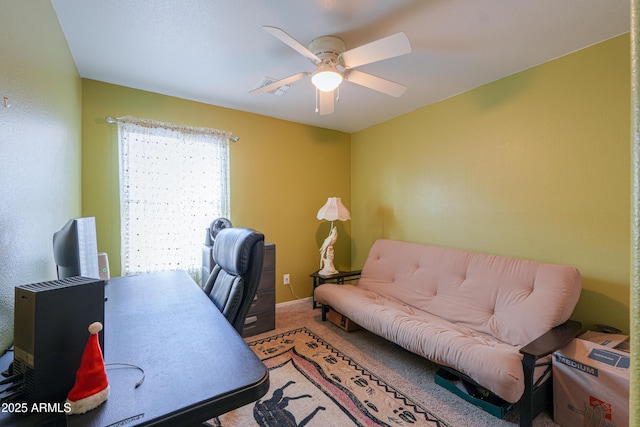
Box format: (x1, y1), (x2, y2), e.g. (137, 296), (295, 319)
(311, 64), (343, 92)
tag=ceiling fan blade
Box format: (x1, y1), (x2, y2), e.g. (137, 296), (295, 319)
(250, 72), (310, 95)
(340, 32), (411, 69)
(318, 90), (334, 115)
(345, 70), (407, 97)
(263, 26), (320, 63)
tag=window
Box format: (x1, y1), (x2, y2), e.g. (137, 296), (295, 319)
(115, 116), (230, 281)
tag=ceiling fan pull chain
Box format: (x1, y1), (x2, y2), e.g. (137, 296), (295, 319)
(336, 86), (340, 102)
(315, 87), (319, 113)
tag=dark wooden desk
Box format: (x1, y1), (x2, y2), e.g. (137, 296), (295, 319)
(0, 270), (269, 426)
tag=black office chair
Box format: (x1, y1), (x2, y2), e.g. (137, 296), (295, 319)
(202, 228), (265, 335)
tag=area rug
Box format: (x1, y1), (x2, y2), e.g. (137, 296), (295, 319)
(208, 327), (450, 427)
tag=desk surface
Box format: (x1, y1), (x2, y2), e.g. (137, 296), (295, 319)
(0, 270), (269, 426)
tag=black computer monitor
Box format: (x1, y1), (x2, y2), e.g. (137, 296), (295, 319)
(52, 217), (100, 279)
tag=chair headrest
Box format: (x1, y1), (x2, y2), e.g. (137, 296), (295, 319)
(213, 228), (264, 275)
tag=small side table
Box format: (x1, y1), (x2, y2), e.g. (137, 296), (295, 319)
(310, 269), (361, 309)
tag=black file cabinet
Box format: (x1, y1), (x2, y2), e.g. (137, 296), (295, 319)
(242, 242), (276, 337)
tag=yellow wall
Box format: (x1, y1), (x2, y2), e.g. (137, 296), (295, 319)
(0, 1), (82, 352)
(352, 34), (631, 333)
(81, 80), (351, 303)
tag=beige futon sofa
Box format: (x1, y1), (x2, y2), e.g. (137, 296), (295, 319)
(314, 239), (583, 427)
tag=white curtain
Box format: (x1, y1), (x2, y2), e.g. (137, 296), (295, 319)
(115, 116), (230, 281)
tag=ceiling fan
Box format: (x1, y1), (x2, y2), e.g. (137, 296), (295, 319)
(250, 26), (412, 115)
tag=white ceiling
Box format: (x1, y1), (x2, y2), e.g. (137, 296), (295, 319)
(51, 0), (630, 134)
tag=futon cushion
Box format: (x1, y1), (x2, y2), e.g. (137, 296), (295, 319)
(356, 239), (581, 347)
(316, 284), (527, 402)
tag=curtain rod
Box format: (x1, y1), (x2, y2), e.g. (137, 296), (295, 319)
(105, 116), (239, 142)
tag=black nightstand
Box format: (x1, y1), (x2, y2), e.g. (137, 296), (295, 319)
(310, 269), (361, 309)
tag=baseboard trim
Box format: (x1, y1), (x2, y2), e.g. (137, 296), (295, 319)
(276, 297), (311, 308)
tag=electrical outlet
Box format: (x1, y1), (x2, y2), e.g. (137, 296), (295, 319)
(283, 274), (290, 285)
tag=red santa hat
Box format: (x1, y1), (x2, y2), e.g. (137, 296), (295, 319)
(66, 321), (110, 415)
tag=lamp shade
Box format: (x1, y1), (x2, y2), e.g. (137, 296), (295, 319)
(317, 197), (350, 221)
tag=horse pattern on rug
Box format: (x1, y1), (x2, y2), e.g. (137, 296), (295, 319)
(209, 327), (450, 427)
(253, 380), (326, 426)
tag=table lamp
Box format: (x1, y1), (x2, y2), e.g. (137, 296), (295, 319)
(316, 197), (350, 277)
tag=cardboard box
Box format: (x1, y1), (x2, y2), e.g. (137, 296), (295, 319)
(553, 335), (630, 427)
(327, 309), (361, 332)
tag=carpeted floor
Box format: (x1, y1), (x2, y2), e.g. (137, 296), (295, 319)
(245, 298), (561, 427)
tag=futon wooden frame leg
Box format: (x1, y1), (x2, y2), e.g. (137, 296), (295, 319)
(321, 304), (330, 321)
(518, 320), (582, 427)
(519, 354), (552, 427)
